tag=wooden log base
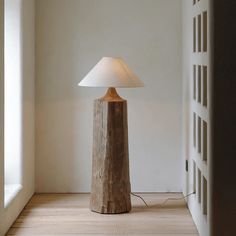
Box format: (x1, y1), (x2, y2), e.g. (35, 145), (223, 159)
(90, 88), (131, 214)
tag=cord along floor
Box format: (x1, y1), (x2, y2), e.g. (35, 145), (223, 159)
(7, 193), (199, 235)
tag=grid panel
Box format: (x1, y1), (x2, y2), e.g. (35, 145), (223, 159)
(203, 176), (208, 215)
(193, 65), (196, 100)
(193, 18), (196, 52)
(189, 1), (210, 233)
(203, 120), (208, 162)
(197, 116), (201, 153)
(203, 66), (208, 107)
(198, 14), (201, 52)
(197, 65), (201, 103)
(203, 11), (208, 52)
(193, 112), (196, 147)
(197, 168), (201, 203)
(193, 161), (196, 193)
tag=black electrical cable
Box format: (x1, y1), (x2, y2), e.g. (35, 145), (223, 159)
(161, 191), (196, 206)
(131, 192), (148, 207)
(131, 191), (196, 207)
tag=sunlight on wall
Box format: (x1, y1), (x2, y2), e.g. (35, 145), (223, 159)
(4, 0), (22, 206)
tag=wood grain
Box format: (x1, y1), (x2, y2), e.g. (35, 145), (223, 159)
(91, 89), (131, 214)
(6, 193), (199, 235)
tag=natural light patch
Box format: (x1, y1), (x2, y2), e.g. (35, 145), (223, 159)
(4, 0), (22, 207)
(4, 184), (22, 208)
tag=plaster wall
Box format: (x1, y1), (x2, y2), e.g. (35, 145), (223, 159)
(35, 0), (183, 192)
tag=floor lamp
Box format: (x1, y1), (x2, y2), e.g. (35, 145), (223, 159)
(78, 57), (144, 214)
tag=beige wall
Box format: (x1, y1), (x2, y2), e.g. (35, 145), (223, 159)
(35, 0), (183, 192)
(0, 0), (35, 235)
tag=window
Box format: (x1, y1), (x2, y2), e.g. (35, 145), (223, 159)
(4, 0), (22, 207)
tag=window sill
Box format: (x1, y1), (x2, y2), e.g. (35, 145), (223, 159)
(4, 184), (22, 208)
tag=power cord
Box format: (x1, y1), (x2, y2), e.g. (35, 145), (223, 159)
(131, 191), (196, 207)
(161, 191), (196, 206)
(131, 192), (148, 207)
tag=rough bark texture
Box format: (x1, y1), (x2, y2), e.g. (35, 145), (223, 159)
(90, 96), (131, 214)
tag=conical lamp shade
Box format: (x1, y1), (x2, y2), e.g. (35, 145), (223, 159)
(78, 57), (144, 88)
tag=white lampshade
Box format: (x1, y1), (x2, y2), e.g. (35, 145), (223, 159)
(78, 57), (144, 88)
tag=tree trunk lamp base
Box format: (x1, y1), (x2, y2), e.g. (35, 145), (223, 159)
(90, 88), (131, 214)
(78, 57), (144, 214)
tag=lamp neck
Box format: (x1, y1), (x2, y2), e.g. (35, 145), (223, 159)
(100, 87), (124, 101)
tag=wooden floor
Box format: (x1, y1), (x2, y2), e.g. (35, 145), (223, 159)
(7, 193), (199, 236)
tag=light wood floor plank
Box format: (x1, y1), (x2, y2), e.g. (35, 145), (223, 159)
(7, 193), (199, 235)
